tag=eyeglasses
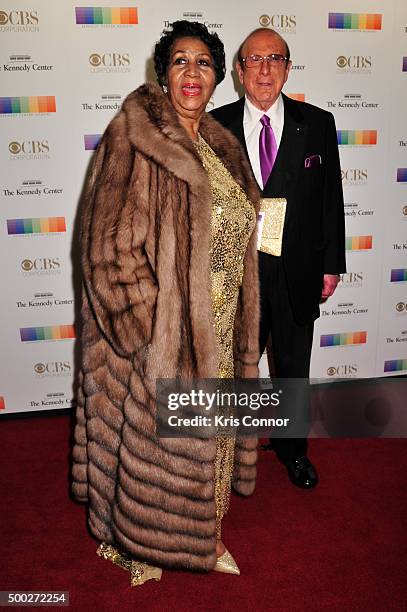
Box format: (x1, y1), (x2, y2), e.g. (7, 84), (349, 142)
(241, 54), (289, 68)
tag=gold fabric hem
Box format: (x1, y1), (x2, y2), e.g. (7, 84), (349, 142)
(97, 543), (162, 586)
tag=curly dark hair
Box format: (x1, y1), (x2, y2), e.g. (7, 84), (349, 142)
(154, 20), (226, 86)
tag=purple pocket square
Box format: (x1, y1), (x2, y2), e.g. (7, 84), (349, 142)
(304, 154), (322, 168)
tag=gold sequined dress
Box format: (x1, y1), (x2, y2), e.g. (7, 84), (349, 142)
(195, 134), (256, 537)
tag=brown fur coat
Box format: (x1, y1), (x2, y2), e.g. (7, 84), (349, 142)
(72, 83), (260, 571)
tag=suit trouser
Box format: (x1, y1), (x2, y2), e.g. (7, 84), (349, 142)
(259, 251), (314, 462)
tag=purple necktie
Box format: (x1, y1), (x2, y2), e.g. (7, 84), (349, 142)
(259, 114), (277, 187)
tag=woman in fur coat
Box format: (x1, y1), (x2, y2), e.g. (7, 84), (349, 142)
(72, 20), (260, 585)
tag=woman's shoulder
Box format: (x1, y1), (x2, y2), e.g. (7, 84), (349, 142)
(199, 113), (240, 157)
(199, 114), (260, 204)
(122, 82), (163, 108)
(101, 83), (166, 145)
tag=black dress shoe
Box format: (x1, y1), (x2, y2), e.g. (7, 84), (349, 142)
(285, 456), (318, 489)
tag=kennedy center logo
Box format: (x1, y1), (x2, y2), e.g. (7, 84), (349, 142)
(84, 134), (101, 150)
(390, 269), (407, 282)
(75, 6), (138, 26)
(397, 168), (407, 182)
(328, 13), (382, 31)
(346, 236), (373, 251)
(7, 217), (66, 235)
(20, 325), (75, 342)
(337, 130), (377, 145)
(320, 332), (367, 347)
(384, 359), (407, 373)
(0, 96), (56, 115)
(2, 54), (53, 72)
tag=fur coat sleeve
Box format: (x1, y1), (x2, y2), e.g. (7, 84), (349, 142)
(81, 113), (159, 358)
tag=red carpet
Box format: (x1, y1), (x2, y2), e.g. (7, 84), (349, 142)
(1, 414), (406, 611)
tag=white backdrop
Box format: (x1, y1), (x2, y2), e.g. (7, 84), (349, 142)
(0, 1), (406, 413)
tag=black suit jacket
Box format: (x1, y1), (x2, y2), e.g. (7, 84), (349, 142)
(211, 94), (346, 324)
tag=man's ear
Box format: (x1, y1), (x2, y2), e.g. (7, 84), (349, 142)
(284, 60), (292, 84)
(236, 60), (244, 85)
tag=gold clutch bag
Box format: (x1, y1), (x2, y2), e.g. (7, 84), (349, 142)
(257, 197), (287, 256)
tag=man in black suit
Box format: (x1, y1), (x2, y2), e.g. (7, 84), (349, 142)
(212, 28), (346, 488)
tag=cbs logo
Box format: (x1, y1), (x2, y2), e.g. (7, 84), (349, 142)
(327, 365), (358, 376)
(0, 10), (38, 25)
(89, 53), (130, 67)
(9, 140), (49, 155)
(396, 302), (407, 312)
(337, 55), (372, 69)
(21, 258), (60, 271)
(339, 272), (363, 284)
(34, 361), (71, 375)
(259, 14), (296, 28)
(341, 169), (368, 182)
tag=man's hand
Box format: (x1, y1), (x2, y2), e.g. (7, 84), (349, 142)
(320, 274), (339, 302)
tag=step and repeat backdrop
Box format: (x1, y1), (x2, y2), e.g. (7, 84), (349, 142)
(0, 1), (406, 414)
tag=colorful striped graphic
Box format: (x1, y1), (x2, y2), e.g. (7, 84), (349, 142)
(397, 168), (407, 182)
(403, 57), (407, 72)
(384, 359), (407, 372)
(0, 96), (56, 114)
(287, 93), (305, 102)
(337, 130), (377, 145)
(328, 13), (382, 30)
(20, 325), (75, 342)
(0, 396), (5, 410)
(75, 7), (138, 24)
(345, 236), (373, 251)
(390, 269), (407, 282)
(84, 134), (101, 150)
(320, 332), (367, 347)
(7, 217), (66, 235)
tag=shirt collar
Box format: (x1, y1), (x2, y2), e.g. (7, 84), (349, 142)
(243, 94), (284, 133)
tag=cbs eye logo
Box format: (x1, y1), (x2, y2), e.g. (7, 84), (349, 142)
(21, 259), (33, 271)
(34, 362), (46, 374)
(9, 141), (21, 154)
(259, 14), (271, 27)
(89, 53), (102, 66)
(336, 56), (347, 68)
(396, 302), (406, 312)
(402, 205), (407, 216)
(327, 367), (336, 376)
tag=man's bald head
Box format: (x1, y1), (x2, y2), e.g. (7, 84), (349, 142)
(237, 27), (290, 67)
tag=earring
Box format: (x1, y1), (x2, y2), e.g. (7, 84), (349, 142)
(162, 84), (168, 94)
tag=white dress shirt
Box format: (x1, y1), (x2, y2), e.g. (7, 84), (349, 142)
(243, 94), (285, 189)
